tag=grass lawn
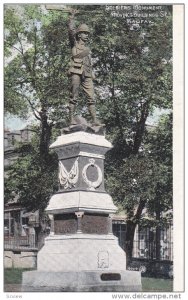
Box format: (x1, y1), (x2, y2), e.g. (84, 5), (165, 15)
(4, 268), (173, 292)
(4, 268), (35, 284)
(142, 277), (173, 292)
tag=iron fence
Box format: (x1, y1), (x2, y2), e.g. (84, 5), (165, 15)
(132, 225), (173, 261)
(4, 234), (38, 250)
(132, 240), (173, 261)
(113, 223), (173, 262)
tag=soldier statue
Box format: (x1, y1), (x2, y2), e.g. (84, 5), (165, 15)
(67, 11), (100, 126)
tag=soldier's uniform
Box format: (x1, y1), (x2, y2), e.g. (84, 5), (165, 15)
(68, 20), (95, 106)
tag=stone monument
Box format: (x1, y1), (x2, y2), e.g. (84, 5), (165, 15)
(22, 6), (142, 292)
(22, 125), (141, 291)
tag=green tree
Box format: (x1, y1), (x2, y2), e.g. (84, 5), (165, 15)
(4, 5), (70, 159)
(4, 130), (59, 238)
(106, 113), (172, 260)
(5, 135), (58, 211)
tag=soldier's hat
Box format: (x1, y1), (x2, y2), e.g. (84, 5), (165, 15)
(76, 24), (90, 33)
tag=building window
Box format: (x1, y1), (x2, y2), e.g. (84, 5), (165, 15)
(4, 210), (21, 237)
(4, 217), (14, 236)
(113, 222), (126, 251)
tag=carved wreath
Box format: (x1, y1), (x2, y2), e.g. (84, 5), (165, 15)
(59, 158), (79, 189)
(82, 158), (102, 191)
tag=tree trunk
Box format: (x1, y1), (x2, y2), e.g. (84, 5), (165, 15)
(155, 208), (161, 260)
(39, 109), (52, 160)
(132, 102), (149, 154)
(125, 198), (146, 265)
(125, 221), (137, 264)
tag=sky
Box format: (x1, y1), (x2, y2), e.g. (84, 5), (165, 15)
(5, 116), (33, 131)
(4, 107), (168, 131)
(4, 117), (25, 131)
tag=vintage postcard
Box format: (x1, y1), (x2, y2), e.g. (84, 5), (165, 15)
(2, 0), (185, 298)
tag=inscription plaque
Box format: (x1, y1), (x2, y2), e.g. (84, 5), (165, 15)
(101, 273), (121, 281)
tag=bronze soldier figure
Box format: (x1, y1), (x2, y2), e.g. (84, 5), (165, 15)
(68, 12), (100, 126)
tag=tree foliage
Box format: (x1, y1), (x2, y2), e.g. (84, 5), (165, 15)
(105, 113), (172, 259)
(4, 133), (59, 212)
(5, 5), (71, 158)
(106, 114), (172, 219)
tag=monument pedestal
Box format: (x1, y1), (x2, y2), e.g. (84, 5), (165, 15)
(38, 233), (126, 271)
(22, 270), (141, 292)
(22, 130), (142, 291)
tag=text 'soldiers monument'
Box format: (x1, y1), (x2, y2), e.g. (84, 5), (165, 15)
(22, 6), (142, 292)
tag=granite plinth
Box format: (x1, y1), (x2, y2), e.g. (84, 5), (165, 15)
(50, 131), (112, 149)
(22, 270), (142, 292)
(37, 233), (126, 271)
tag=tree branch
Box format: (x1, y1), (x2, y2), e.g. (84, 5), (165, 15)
(5, 42), (23, 55)
(15, 90), (41, 121)
(13, 25), (35, 86)
(132, 100), (149, 154)
(134, 198), (146, 221)
(25, 97), (41, 121)
(32, 27), (37, 73)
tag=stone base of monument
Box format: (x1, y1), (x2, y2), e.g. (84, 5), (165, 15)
(37, 233), (126, 271)
(22, 270), (141, 292)
(22, 233), (141, 292)
(22, 129), (142, 292)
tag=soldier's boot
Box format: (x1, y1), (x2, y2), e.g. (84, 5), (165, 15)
(88, 104), (101, 126)
(69, 103), (77, 125)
